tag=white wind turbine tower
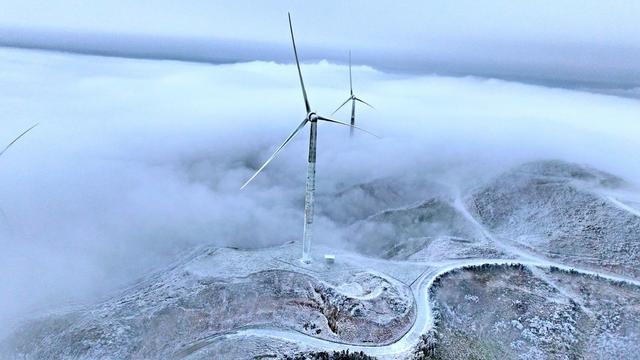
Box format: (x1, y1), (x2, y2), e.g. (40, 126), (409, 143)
(332, 51), (374, 138)
(241, 13), (377, 264)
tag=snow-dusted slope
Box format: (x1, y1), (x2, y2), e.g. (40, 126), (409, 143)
(346, 197), (504, 261)
(425, 264), (640, 359)
(468, 160), (640, 278)
(2, 160), (640, 359)
(1, 244), (415, 359)
(318, 177), (448, 225)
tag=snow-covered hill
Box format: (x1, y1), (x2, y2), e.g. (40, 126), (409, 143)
(468, 160), (640, 278)
(424, 264), (640, 359)
(1, 244), (415, 359)
(2, 160), (639, 359)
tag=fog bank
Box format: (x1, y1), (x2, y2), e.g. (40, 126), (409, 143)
(1, 47), (639, 334)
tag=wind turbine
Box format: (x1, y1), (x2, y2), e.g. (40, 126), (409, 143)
(332, 51), (374, 137)
(0, 123), (38, 231)
(240, 13), (376, 264)
(1, 124), (38, 158)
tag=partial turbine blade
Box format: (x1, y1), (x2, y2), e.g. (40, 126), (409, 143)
(240, 119), (308, 189)
(0, 123), (38, 158)
(288, 13), (310, 113)
(349, 50), (353, 96)
(355, 97), (375, 109)
(331, 97), (351, 115)
(317, 116), (380, 138)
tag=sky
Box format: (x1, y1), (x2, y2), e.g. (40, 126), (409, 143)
(0, 1), (639, 89)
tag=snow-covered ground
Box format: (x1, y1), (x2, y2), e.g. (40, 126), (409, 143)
(3, 158), (640, 359)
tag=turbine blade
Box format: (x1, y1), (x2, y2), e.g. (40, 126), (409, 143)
(0, 123), (38, 158)
(288, 13), (310, 113)
(355, 97), (375, 109)
(317, 116), (380, 138)
(349, 50), (353, 96)
(331, 97), (351, 115)
(240, 119), (308, 189)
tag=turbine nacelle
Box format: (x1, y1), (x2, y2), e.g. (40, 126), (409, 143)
(307, 112), (319, 122)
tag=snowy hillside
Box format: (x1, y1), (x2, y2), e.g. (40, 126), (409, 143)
(468, 160), (640, 278)
(2, 160), (639, 359)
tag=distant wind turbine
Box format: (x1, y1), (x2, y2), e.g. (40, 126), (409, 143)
(332, 51), (374, 137)
(241, 14), (377, 264)
(0, 123), (38, 158)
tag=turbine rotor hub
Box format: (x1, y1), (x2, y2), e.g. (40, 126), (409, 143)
(308, 112), (318, 122)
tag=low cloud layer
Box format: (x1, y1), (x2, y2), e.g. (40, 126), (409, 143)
(1, 1), (640, 89)
(1, 48), (639, 334)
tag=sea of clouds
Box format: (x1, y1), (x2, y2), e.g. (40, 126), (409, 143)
(1, 47), (639, 333)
